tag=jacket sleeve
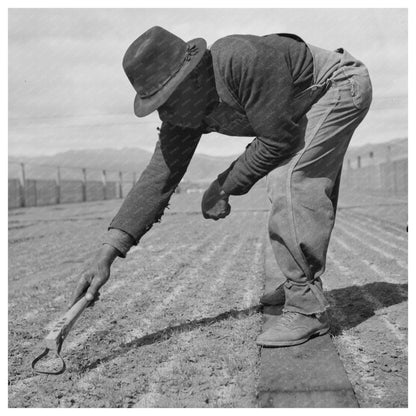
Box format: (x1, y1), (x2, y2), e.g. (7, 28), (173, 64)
(102, 228), (136, 258)
(213, 36), (304, 195)
(108, 122), (202, 243)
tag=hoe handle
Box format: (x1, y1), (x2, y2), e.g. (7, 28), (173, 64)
(44, 296), (91, 352)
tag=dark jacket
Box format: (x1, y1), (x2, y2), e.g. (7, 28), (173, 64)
(108, 33), (319, 247)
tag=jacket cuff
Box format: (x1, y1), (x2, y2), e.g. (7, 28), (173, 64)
(220, 176), (240, 195)
(102, 228), (136, 258)
(217, 170), (248, 196)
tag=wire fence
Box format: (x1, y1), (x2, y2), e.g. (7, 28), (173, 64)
(8, 155), (408, 209)
(8, 161), (138, 209)
(341, 158), (407, 197)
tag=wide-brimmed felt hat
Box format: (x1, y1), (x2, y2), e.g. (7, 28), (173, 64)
(122, 26), (207, 117)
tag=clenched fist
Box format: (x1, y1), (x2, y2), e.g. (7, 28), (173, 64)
(201, 179), (231, 220)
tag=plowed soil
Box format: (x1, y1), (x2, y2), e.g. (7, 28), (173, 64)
(8, 185), (407, 407)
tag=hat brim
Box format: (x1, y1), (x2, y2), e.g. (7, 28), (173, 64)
(133, 38), (207, 118)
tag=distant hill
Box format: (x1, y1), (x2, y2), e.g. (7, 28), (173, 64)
(8, 147), (236, 183)
(9, 137), (407, 182)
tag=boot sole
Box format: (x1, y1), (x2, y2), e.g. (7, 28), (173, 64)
(256, 327), (330, 347)
(259, 299), (284, 307)
(259, 298), (285, 306)
(260, 302), (285, 307)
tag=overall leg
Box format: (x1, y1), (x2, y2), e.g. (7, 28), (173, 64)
(279, 86), (370, 315)
(257, 63), (372, 346)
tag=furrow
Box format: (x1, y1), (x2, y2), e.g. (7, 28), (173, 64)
(326, 251), (406, 344)
(9, 222), (225, 391)
(193, 232), (253, 317)
(336, 216), (407, 255)
(332, 332), (386, 401)
(12, 219), (211, 325)
(341, 210), (406, 234)
(9, 215), (182, 284)
(333, 222), (407, 271)
(73, 233), (235, 389)
(131, 332), (194, 408)
(338, 211), (407, 243)
(64, 230), (226, 351)
(330, 235), (406, 285)
(242, 237), (265, 308)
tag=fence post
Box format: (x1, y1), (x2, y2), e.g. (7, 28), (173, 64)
(56, 166), (61, 204)
(19, 163), (26, 208)
(102, 170), (107, 200)
(375, 161), (382, 193)
(386, 145), (391, 162)
(369, 152), (374, 165)
(118, 171), (123, 199)
(82, 168), (87, 202)
(393, 161), (398, 196)
(357, 156), (361, 169)
(132, 172), (136, 190)
(33, 180), (38, 207)
(343, 159), (350, 188)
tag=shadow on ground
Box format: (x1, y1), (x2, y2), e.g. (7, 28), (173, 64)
(77, 305), (262, 373)
(265, 281), (407, 336)
(72, 282), (406, 373)
(326, 281), (408, 336)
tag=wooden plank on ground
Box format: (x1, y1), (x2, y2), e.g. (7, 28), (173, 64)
(257, 239), (359, 408)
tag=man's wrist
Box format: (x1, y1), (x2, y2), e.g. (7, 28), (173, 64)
(97, 244), (120, 265)
(102, 228), (136, 258)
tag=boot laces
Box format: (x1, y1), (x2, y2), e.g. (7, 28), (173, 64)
(280, 311), (300, 325)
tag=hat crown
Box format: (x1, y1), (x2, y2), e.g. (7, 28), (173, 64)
(123, 26), (188, 98)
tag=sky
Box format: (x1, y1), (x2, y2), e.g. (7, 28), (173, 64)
(8, 8), (408, 157)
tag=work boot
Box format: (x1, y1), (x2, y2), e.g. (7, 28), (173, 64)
(256, 310), (330, 347)
(259, 283), (285, 306)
